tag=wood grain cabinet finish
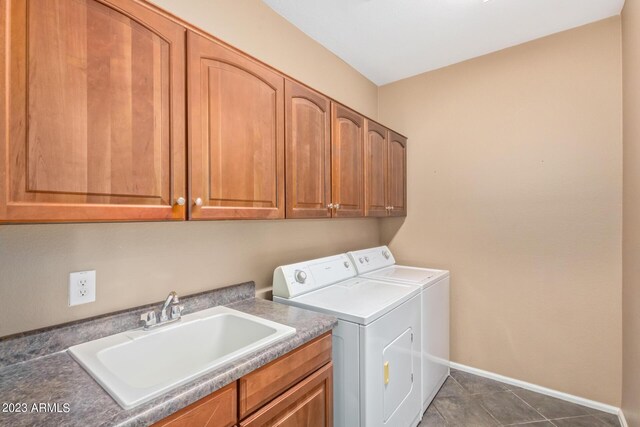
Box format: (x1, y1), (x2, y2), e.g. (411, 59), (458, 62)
(285, 81), (332, 219)
(187, 31), (285, 220)
(0, 0), (187, 222)
(364, 121), (389, 217)
(239, 332), (332, 419)
(388, 131), (407, 217)
(331, 103), (365, 218)
(152, 383), (237, 427)
(239, 363), (333, 427)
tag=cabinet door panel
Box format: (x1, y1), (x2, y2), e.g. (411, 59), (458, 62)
(331, 103), (364, 218)
(285, 81), (331, 219)
(240, 363), (333, 427)
(153, 382), (237, 427)
(188, 31), (284, 220)
(1, 0), (186, 222)
(364, 121), (388, 217)
(388, 131), (407, 217)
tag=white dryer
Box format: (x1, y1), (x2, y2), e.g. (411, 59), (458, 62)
(273, 254), (423, 427)
(347, 246), (450, 414)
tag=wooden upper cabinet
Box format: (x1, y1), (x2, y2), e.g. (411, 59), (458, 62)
(285, 81), (331, 219)
(0, 0), (186, 222)
(364, 121), (389, 217)
(187, 31), (285, 220)
(388, 131), (407, 217)
(331, 103), (364, 218)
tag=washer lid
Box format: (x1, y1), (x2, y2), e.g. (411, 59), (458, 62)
(364, 265), (449, 287)
(279, 277), (420, 325)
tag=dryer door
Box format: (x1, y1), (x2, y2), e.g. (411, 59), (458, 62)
(360, 294), (421, 427)
(383, 328), (414, 421)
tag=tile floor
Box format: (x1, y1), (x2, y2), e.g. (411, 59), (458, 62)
(418, 369), (620, 426)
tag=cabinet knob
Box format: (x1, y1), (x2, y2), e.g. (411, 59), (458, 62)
(335, 203), (340, 209)
(327, 203), (334, 209)
(390, 206), (394, 210)
(194, 198), (203, 207)
(175, 197), (186, 206)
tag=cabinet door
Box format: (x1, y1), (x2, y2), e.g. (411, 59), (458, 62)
(240, 363), (333, 427)
(364, 121), (389, 217)
(285, 81), (331, 219)
(187, 31), (285, 220)
(0, 0), (186, 222)
(331, 103), (364, 218)
(388, 131), (407, 217)
(153, 382), (237, 427)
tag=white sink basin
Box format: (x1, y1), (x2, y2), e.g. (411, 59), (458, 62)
(69, 306), (296, 409)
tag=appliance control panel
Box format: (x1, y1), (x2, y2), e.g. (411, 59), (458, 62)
(273, 254), (357, 298)
(347, 246), (396, 274)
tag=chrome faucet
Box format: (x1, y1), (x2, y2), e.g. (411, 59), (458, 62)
(140, 291), (184, 330)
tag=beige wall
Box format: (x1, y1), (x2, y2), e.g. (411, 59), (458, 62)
(379, 18), (623, 405)
(149, 0), (378, 119)
(0, 0), (380, 337)
(622, 1), (640, 424)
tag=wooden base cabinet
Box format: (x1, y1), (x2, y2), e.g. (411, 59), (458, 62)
(0, 0), (187, 222)
(153, 383), (237, 427)
(240, 363), (333, 427)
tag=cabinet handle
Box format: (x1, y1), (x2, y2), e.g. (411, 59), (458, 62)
(194, 198), (203, 207)
(175, 197), (186, 206)
(335, 203), (340, 210)
(327, 203), (334, 209)
(390, 206), (394, 210)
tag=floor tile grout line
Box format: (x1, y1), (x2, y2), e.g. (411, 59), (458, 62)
(509, 389), (551, 422)
(431, 400), (448, 424)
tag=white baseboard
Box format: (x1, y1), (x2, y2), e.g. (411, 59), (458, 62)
(618, 409), (629, 427)
(449, 361), (626, 425)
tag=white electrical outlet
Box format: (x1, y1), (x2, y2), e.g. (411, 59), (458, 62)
(69, 270), (96, 306)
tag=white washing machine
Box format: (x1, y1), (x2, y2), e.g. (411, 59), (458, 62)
(273, 254), (423, 427)
(347, 246), (450, 414)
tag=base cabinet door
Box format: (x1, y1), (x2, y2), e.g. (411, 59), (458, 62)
(331, 103), (364, 218)
(240, 363), (333, 427)
(364, 121), (389, 217)
(285, 81), (332, 219)
(187, 31), (285, 220)
(0, 0), (187, 222)
(388, 131), (407, 217)
(153, 382), (237, 427)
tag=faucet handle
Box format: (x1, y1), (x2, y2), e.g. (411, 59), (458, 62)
(170, 304), (184, 320)
(140, 310), (157, 328)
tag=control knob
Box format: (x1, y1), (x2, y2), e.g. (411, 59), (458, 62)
(294, 270), (307, 284)
(382, 250), (390, 259)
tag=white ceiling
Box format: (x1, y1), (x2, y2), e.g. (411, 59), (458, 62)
(262, 0), (625, 85)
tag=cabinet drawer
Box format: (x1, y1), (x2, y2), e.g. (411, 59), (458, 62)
(153, 382), (237, 427)
(240, 362), (333, 427)
(239, 332), (332, 418)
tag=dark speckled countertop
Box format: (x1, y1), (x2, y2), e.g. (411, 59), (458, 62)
(0, 283), (337, 427)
